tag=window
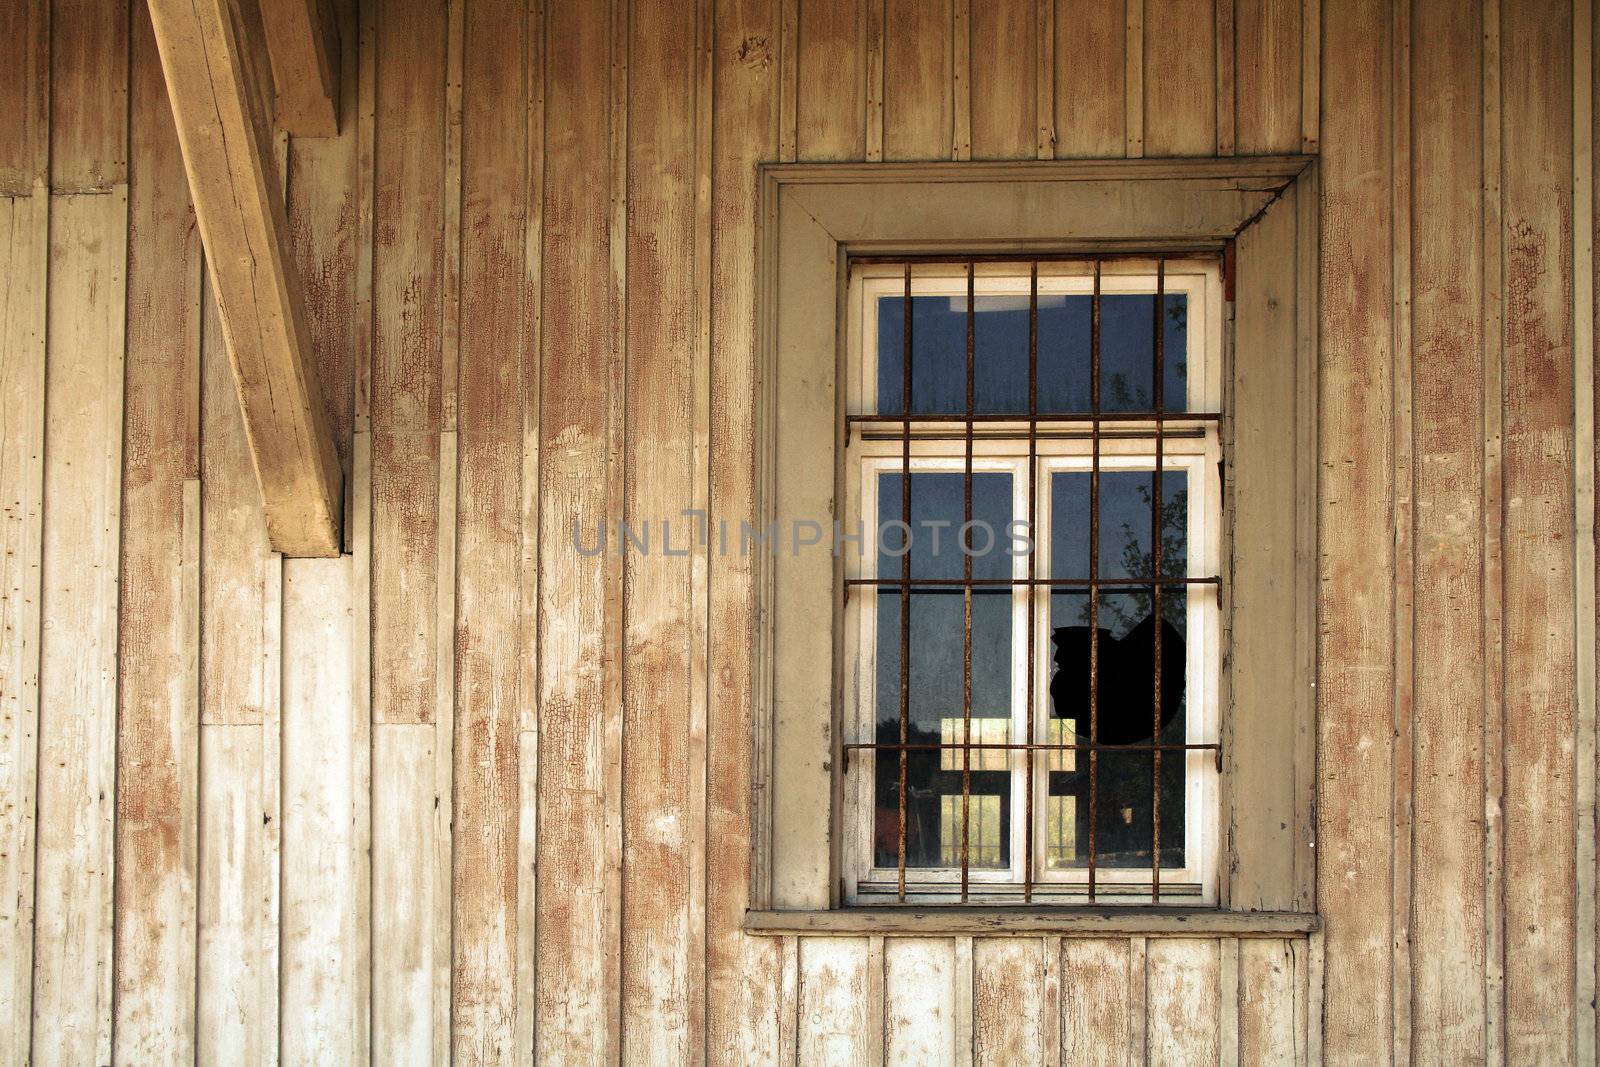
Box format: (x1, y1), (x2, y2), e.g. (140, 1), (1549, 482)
(841, 258), (1223, 905)
(751, 159), (1316, 924)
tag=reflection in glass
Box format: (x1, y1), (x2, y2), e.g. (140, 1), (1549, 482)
(872, 471), (1014, 869)
(877, 292), (1188, 415)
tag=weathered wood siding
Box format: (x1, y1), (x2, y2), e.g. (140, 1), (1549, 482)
(0, 0), (1594, 1061)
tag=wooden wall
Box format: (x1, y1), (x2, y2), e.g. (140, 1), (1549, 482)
(0, 0), (1594, 1061)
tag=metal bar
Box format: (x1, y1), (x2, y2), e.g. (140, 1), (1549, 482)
(898, 263), (912, 902)
(846, 741), (1220, 753)
(1151, 260), (1165, 903)
(849, 250), (1222, 266)
(1088, 259), (1101, 903)
(1024, 262), (1038, 902)
(961, 261), (975, 902)
(846, 576), (1219, 589)
(846, 411), (1222, 424)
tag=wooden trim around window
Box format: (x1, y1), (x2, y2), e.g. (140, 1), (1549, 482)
(752, 157), (1319, 917)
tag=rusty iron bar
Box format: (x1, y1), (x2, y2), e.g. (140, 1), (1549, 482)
(1024, 262), (1038, 902)
(1088, 259), (1101, 902)
(847, 741), (1219, 753)
(961, 262), (976, 902)
(1151, 260), (1165, 903)
(897, 264), (912, 902)
(846, 576), (1218, 589)
(846, 411), (1221, 425)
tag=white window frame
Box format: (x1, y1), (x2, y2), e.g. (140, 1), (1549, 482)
(840, 261), (1224, 906)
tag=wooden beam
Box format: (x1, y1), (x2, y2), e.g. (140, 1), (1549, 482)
(147, 0), (344, 557)
(260, 0), (341, 135)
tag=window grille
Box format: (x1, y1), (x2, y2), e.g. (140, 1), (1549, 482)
(841, 255), (1223, 905)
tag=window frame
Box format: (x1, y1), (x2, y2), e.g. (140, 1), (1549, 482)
(749, 158), (1319, 929)
(840, 260), (1226, 906)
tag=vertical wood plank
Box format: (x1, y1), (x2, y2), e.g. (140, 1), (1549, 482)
(1147, 938), (1223, 1065)
(797, 0), (866, 160)
(1060, 938), (1134, 1067)
(196, 723), (266, 1063)
(1318, 0), (1397, 1058)
(973, 938), (1046, 1065)
(1235, 0), (1301, 153)
(1410, 0), (1488, 1059)
(1571, 0), (1597, 1060)
(49, 0), (127, 191)
(1034, 0), (1053, 157)
(1142, 0), (1217, 155)
(195, 272), (278, 1064)
(799, 937), (876, 1065)
(0, 191), (47, 1067)
(0, 12), (49, 1053)
(0, 0), (48, 194)
(1125, 0), (1143, 156)
(970, 0), (1035, 160)
(1238, 939), (1302, 1066)
(199, 281), (274, 731)
(280, 558), (362, 1064)
(514, 0), (547, 1056)
(1216, 0), (1236, 155)
(1388, 0), (1415, 1060)
(113, 7), (202, 1057)
(1053, 0), (1124, 158)
(621, 0), (697, 1057)
(952, 0), (971, 160)
(865, 0), (885, 159)
(707, 0), (787, 1058)
(1501, 0), (1578, 1058)
(452, 0), (528, 1056)
(536, 0), (621, 1058)
(1300, 0), (1319, 151)
(371, 723), (438, 1065)
(1480, 0), (1506, 1057)
(31, 190), (127, 1067)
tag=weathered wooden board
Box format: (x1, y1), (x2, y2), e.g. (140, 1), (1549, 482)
(796, 0), (866, 161)
(0, 0), (48, 194)
(1234, 0), (1301, 153)
(372, 723), (440, 1064)
(535, 0), (622, 1058)
(706, 0), (786, 1058)
(798, 937), (876, 1064)
(885, 938), (958, 1065)
(50, 0), (129, 192)
(973, 937), (1047, 1065)
(1143, 0), (1218, 156)
(970, 0), (1036, 161)
(1060, 937), (1136, 1066)
(1500, 0), (1578, 1059)
(113, 8), (202, 1058)
(0, 191), (47, 1067)
(1238, 937), (1303, 1065)
(1409, 0), (1488, 1059)
(32, 190), (127, 1067)
(622, 0), (697, 1059)
(884, 0), (952, 161)
(1317, 0), (1397, 1059)
(1054, 0), (1126, 158)
(280, 557), (364, 1062)
(1146, 938), (1222, 1063)
(451, 0), (527, 1052)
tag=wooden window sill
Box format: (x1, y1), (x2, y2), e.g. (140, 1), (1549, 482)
(743, 907), (1320, 937)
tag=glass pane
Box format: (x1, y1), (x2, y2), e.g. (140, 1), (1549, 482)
(1046, 582), (1187, 872)
(1052, 470), (1188, 582)
(873, 470), (1014, 869)
(1097, 293), (1188, 413)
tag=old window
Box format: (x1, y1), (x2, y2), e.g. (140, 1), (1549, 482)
(841, 258), (1222, 905)
(752, 159), (1317, 925)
